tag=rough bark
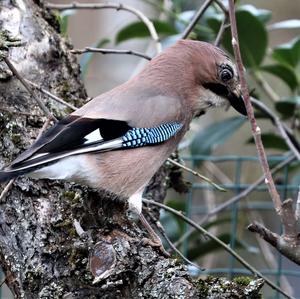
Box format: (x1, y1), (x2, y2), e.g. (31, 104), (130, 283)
(0, 1), (263, 298)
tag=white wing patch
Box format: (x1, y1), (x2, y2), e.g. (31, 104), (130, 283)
(84, 129), (103, 144)
(27, 152), (49, 161)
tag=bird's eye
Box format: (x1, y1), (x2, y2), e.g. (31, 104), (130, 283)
(220, 66), (233, 82)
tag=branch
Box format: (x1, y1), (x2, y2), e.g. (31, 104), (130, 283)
(295, 187), (300, 221)
(281, 199), (298, 245)
(248, 221), (300, 266)
(3, 57), (56, 121)
(214, 15), (230, 46)
(228, 0), (282, 216)
(0, 179), (14, 202)
(181, 0), (214, 39)
(71, 47), (152, 61)
(145, 211), (203, 270)
(25, 79), (78, 111)
(251, 98), (300, 160)
(167, 158), (226, 192)
(229, 0), (300, 269)
(46, 2), (162, 54)
(252, 71), (280, 102)
(174, 154), (295, 248)
(144, 199), (294, 299)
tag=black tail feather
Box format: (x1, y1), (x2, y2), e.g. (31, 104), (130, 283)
(0, 169), (30, 183)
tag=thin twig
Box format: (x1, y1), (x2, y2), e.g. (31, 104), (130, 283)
(174, 154), (295, 248)
(251, 98), (300, 161)
(228, 0), (282, 216)
(167, 158), (226, 192)
(0, 179), (14, 202)
(214, 0), (227, 13)
(0, 107), (37, 117)
(0, 277), (6, 288)
(181, 0), (214, 39)
(25, 79), (78, 111)
(143, 199), (293, 299)
(295, 187), (300, 221)
(248, 221), (300, 266)
(252, 71), (280, 102)
(146, 210), (203, 270)
(214, 16), (229, 46)
(36, 117), (51, 140)
(46, 2), (162, 54)
(3, 57), (56, 121)
(160, 226), (203, 270)
(71, 47), (152, 61)
(281, 199), (298, 245)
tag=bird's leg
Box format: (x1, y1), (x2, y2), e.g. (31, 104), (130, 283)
(127, 193), (169, 257)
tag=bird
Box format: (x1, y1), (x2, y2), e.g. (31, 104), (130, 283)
(0, 40), (246, 253)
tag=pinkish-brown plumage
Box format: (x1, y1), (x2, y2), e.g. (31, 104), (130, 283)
(0, 40), (246, 214)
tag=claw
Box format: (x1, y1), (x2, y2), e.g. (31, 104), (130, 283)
(140, 237), (170, 257)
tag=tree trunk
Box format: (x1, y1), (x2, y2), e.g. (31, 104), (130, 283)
(0, 1), (263, 298)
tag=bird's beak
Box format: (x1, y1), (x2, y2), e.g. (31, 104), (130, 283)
(227, 89), (247, 116)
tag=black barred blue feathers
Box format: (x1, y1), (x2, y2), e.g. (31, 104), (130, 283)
(122, 122), (183, 148)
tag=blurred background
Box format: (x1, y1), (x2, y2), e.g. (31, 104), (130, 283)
(3, 0), (300, 298)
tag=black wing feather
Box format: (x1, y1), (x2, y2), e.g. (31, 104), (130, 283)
(10, 116), (131, 167)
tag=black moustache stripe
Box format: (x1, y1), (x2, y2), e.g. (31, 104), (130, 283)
(203, 83), (229, 97)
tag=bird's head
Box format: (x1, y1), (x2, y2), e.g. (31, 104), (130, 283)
(168, 40), (247, 117)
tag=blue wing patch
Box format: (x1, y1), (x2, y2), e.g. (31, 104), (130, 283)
(122, 122), (183, 148)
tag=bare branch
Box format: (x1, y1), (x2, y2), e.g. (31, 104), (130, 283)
(295, 187), (300, 221)
(167, 158), (226, 191)
(251, 98), (300, 161)
(228, 0), (282, 216)
(181, 0), (214, 39)
(174, 154), (295, 248)
(0, 179), (14, 202)
(3, 57), (56, 121)
(248, 221), (300, 266)
(46, 2), (162, 53)
(247, 222), (278, 247)
(146, 211), (203, 270)
(214, 16), (230, 46)
(71, 47), (152, 61)
(252, 71), (280, 102)
(25, 79), (78, 111)
(281, 199), (298, 245)
(144, 199), (294, 299)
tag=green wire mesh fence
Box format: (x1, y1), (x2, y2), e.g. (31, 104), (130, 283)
(178, 155), (300, 299)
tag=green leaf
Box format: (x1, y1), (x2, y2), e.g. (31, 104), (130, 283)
(268, 19), (300, 31)
(59, 9), (77, 36)
(190, 117), (246, 156)
(239, 4), (272, 23)
(259, 64), (299, 91)
(272, 37), (300, 68)
(247, 133), (289, 151)
(79, 38), (110, 79)
(115, 20), (178, 44)
(207, 5), (268, 67)
(275, 96), (300, 118)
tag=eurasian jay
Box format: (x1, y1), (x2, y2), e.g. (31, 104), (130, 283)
(0, 40), (246, 251)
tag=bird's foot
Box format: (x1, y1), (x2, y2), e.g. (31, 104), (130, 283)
(140, 237), (170, 257)
(138, 212), (170, 257)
